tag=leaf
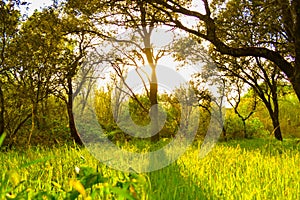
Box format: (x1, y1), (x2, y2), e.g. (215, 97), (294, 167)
(109, 187), (136, 200)
(5, 193), (17, 199)
(0, 132), (6, 147)
(8, 171), (20, 187)
(69, 179), (86, 198)
(51, 181), (62, 189)
(77, 166), (95, 177)
(82, 174), (106, 189)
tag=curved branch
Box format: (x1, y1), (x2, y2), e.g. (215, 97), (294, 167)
(150, 0), (295, 79)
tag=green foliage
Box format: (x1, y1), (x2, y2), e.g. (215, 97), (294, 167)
(2, 96), (70, 148)
(0, 3), (84, 147)
(94, 88), (116, 132)
(93, 88), (204, 142)
(251, 92), (300, 139)
(1, 0), (297, 148)
(225, 109), (268, 139)
(0, 145), (148, 199)
(195, 107), (211, 140)
(1, 139), (300, 199)
(278, 94), (300, 138)
(0, 132), (5, 147)
(127, 95), (151, 127)
(247, 117), (269, 137)
(66, 166), (139, 200)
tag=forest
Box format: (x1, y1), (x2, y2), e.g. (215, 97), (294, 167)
(0, 0), (300, 199)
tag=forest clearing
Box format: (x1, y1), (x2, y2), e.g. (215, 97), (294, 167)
(1, 0), (300, 199)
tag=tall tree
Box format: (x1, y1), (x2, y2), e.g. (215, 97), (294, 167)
(12, 10), (69, 144)
(164, 0), (292, 140)
(67, 0), (173, 141)
(55, 10), (96, 145)
(15, 7), (93, 145)
(150, 0), (300, 103)
(211, 48), (287, 140)
(0, 1), (22, 139)
(173, 35), (286, 140)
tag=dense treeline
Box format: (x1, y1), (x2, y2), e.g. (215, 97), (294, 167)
(93, 85), (300, 143)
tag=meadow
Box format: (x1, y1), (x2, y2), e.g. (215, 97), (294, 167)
(1, 138), (300, 200)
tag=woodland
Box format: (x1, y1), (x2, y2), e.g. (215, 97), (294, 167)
(0, 0), (300, 199)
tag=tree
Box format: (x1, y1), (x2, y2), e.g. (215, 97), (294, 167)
(0, 1), (21, 140)
(41, 5), (105, 145)
(0, 2), (105, 147)
(72, 51), (105, 116)
(166, 2), (289, 141)
(172, 38), (227, 140)
(14, 7), (94, 145)
(172, 84), (199, 137)
(190, 42), (285, 140)
(0, 3), (75, 146)
(191, 71), (227, 141)
(150, 0), (300, 103)
(216, 55), (286, 140)
(57, 21), (94, 146)
(11, 9), (72, 144)
(67, 0), (175, 142)
(226, 79), (257, 139)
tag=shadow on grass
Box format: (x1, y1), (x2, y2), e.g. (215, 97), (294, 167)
(147, 163), (214, 200)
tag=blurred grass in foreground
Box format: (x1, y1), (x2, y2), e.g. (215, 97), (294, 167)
(0, 138), (299, 199)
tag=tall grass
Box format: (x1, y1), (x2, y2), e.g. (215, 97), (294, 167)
(1, 138), (299, 199)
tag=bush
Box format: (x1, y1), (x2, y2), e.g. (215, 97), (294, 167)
(225, 112), (267, 139)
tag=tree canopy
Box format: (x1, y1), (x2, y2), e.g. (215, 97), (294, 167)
(149, 0), (300, 102)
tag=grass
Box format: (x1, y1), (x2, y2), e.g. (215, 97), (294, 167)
(0, 138), (300, 199)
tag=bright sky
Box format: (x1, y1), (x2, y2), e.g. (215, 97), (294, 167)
(21, 0), (53, 16)
(22, 0), (221, 98)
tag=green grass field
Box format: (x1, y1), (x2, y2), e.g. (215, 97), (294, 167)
(1, 138), (299, 199)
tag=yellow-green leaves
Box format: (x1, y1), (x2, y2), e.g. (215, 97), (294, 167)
(0, 132), (6, 147)
(69, 179), (87, 198)
(7, 171), (20, 187)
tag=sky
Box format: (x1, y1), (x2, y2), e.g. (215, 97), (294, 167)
(21, 1), (222, 98)
(21, 0), (53, 16)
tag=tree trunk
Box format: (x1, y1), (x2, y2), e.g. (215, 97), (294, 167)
(293, 0), (300, 102)
(271, 113), (283, 141)
(271, 89), (283, 141)
(222, 126), (227, 141)
(27, 103), (37, 146)
(150, 66), (159, 142)
(0, 85), (4, 138)
(266, 103), (283, 141)
(242, 120), (247, 139)
(143, 41), (160, 142)
(291, 64), (300, 102)
(67, 76), (83, 145)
